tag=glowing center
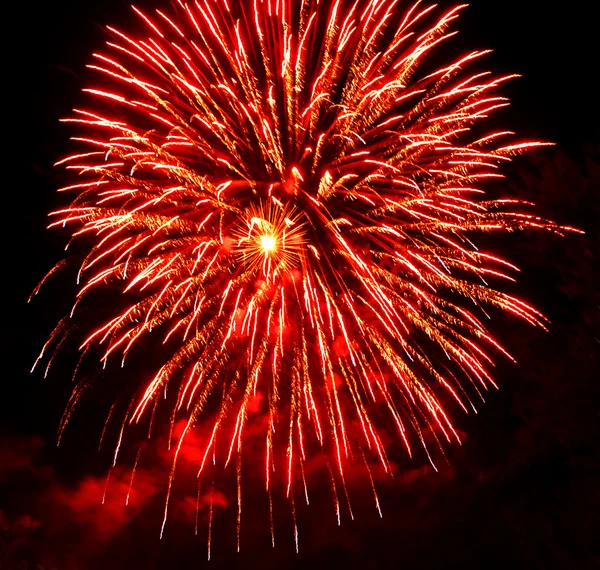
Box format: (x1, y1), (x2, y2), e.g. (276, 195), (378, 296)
(260, 234), (277, 253)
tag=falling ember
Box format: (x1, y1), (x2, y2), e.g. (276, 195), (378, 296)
(33, 0), (581, 554)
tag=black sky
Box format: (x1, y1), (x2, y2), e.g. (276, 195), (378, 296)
(2, 1), (599, 569)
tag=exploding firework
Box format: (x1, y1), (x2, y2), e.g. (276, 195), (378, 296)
(33, 0), (579, 554)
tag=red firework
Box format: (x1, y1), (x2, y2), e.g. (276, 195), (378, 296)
(32, 0), (580, 555)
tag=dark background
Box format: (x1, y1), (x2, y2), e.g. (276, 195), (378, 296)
(2, 1), (598, 569)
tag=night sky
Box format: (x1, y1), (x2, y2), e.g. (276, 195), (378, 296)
(2, 1), (599, 569)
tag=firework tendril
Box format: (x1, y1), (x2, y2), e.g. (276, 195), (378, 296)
(33, 0), (580, 554)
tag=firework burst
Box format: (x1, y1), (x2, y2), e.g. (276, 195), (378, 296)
(34, 0), (579, 554)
